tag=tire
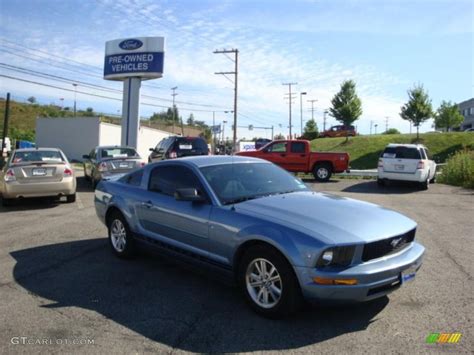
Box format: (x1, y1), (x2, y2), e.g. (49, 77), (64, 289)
(313, 163), (332, 182)
(429, 174), (436, 184)
(420, 175), (430, 190)
(238, 245), (303, 318)
(83, 168), (90, 181)
(66, 193), (76, 203)
(107, 211), (136, 259)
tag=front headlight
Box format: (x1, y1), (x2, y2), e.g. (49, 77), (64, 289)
(316, 246), (355, 268)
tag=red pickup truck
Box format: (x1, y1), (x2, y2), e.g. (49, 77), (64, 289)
(236, 140), (350, 181)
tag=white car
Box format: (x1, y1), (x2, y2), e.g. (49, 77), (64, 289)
(377, 144), (436, 190)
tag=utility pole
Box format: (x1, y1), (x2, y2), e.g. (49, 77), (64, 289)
(307, 99), (318, 121)
(271, 125), (274, 140)
(374, 124), (378, 135)
(385, 116), (389, 132)
(171, 86), (178, 135)
(323, 110), (328, 131)
(214, 48), (238, 153)
(212, 111), (216, 154)
(72, 83), (78, 117)
(299, 92), (307, 136)
(370, 120), (373, 135)
(283, 82), (297, 138)
(1, 93), (10, 159)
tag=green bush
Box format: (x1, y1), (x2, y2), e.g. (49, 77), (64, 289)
(439, 150), (474, 189)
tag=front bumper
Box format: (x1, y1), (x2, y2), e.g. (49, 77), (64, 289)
(2, 177), (76, 198)
(295, 242), (425, 303)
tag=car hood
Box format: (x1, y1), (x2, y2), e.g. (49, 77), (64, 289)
(235, 191), (417, 245)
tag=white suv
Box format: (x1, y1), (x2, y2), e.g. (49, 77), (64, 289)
(377, 144), (436, 190)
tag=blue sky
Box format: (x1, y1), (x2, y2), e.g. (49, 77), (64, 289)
(0, 0), (472, 138)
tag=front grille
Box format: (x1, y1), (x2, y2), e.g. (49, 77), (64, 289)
(362, 228), (416, 262)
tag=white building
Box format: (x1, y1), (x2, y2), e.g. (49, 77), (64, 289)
(36, 117), (171, 161)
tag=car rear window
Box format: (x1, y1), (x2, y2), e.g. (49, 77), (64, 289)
(382, 147), (421, 159)
(101, 148), (138, 158)
(12, 150), (64, 164)
(174, 138), (208, 152)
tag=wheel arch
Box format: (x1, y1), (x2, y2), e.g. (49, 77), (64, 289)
(311, 160), (334, 172)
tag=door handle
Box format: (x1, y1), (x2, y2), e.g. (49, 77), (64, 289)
(280, 153), (286, 157)
(300, 154), (306, 157)
(141, 200), (153, 208)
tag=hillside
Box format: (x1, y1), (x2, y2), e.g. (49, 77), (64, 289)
(0, 98), (204, 139)
(311, 133), (474, 169)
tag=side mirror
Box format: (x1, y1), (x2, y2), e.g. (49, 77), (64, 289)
(174, 188), (205, 202)
(82, 155), (90, 159)
(149, 148), (155, 152)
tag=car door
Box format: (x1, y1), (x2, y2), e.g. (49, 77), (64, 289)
(285, 142), (308, 172)
(136, 164), (212, 253)
(260, 142), (289, 168)
(84, 148), (96, 177)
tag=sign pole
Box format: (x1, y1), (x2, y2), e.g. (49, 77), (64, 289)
(121, 77), (141, 147)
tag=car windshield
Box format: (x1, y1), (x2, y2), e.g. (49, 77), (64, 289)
(12, 150), (64, 164)
(101, 148), (139, 159)
(200, 162), (309, 205)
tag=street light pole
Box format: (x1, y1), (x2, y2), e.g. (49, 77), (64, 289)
(323, 110), (328, 131)
(72, 83), (78, 117)
(300, 92), (307, 137)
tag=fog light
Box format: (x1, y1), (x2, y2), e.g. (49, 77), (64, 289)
(313, 277), (358, 285)
(321, 250), (333, 265)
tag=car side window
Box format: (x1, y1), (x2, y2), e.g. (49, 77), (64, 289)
(148, 165), (206, 198)
(123, 170), (143, 187)
(291, 142), (306, 153)
(267, 142), (287, 153)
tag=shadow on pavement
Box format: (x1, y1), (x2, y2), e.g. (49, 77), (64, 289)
(0, 196), (61, 212)
(342, 180), (422, 194)
(11, 238), (388, 352)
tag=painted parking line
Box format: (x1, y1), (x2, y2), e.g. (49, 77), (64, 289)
(76, 193), (84, 210)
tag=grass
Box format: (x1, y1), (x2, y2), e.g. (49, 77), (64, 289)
(438, 150), (474, 189)
(310, 133), (474, 169)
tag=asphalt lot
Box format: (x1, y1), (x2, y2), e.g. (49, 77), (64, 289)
(0, 172), (473, 354)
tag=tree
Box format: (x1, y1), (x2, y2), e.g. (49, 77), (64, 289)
(434, 101), (464, 132)
(383, 128), (401, 135)
(329, 80), (362, 141)
(400, 84), (433, 140)
(302, 118), (319, 140)
(84, 107), (95, 117)
(186, 113), (195, 126)
(273, 133), (285, 140)
(27, 96), (36, 104)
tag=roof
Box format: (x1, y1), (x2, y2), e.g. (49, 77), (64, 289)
(13, 147), (62, 152)
(96, 145), (137, 150)
(177, 155), (267, 168)
(386, 143), (426, 149)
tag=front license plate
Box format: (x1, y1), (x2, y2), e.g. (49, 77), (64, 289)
(401, 264), (418, 283)
(119, 162), (129, 168)
(32, 168), (47, 176)
(395, 164), (404, 171)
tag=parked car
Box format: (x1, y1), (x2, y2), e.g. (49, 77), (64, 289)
(377, 144), (436, 189)
(320, 125), (357, 138)
(83, 146), (144, 188)
(95, 156), (424, 318)
(0, 147), (76, 206)
(236, 140), (350, 181)
(255, 138), (272, 150)
(148, 136), (209, 162)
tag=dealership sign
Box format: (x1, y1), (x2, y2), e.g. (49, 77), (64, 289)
(104, 37), (164, 80)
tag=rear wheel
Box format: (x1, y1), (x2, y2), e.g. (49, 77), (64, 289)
(420, 175), (430, 190)
(429, 174), (436, 184)
(313, 163), (332, 182)
(107, 211), (136, 258)
(66, 193), (76, 203)
(238, 245), (302, 318)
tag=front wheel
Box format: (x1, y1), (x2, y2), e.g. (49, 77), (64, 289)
(107, 211), (136, 258)
(420, 175), (430, 190)
(313, 163), (332, 182)
(66, 193), (76, 203)
(238, 245), (302, 318)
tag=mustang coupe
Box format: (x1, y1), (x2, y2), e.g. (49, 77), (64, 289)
(94, 156), (424, 317)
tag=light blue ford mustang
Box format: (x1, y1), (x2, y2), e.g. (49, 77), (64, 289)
(94, 156), (424, 317)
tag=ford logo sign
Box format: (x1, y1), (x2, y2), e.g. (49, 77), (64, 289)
(119, 39), (143, 50)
